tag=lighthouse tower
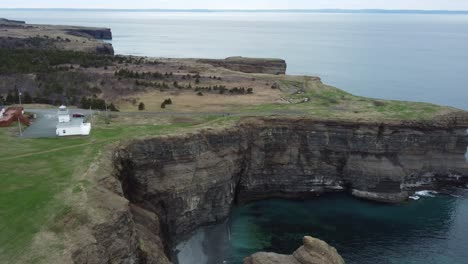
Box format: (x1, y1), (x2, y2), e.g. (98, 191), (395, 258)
(58, 105), (71, 123)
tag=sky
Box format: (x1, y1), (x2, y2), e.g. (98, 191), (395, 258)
(1, 0), (468, 10)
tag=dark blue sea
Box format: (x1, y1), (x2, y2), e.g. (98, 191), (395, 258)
(1, 9), (467, 264)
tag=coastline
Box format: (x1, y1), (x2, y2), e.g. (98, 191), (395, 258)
(1, 18), (468, 264)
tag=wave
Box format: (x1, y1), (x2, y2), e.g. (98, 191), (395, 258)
(415, 190), (438, 197)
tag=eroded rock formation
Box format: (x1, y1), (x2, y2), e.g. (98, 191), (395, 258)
(244, 236), (345, 264)
(198, 57), (287, 75)
(107, 115), (468, 263)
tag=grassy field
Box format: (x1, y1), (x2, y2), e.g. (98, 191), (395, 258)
(115, 75), (457, 122)
(0, 114), (240, 263)
(242, 77), (455, 121)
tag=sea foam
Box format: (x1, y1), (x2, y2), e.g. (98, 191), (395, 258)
(415, 190), (438, 197)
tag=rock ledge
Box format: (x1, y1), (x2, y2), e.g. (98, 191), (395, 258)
(244, 236), (345, 264)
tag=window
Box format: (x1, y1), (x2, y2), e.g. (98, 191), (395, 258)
(63, 130), (66, 134)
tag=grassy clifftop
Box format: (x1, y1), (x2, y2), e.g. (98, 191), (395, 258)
(1, 48), (461, 123)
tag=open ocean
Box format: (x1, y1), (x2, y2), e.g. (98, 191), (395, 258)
(1, 9), (467, 264)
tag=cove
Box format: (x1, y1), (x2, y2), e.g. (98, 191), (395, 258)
(176, 191), (468, 264)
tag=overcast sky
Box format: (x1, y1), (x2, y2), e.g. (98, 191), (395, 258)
(1, 0), (468, 10)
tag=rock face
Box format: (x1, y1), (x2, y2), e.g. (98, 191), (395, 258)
(244, 236), (345, 264)
(65, 27), (112, 40)
(112, 115), (468, 263)
(198, 57), (287, 75)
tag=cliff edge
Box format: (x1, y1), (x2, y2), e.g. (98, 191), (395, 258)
(198, 56), (287, 75)
(244, 236), (345, 264)
(104, 115), (468, 263)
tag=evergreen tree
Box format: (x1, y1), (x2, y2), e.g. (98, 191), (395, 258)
(5, 91), (14, 104)
(23, 92), (33, 104)
(108, 103), (119, 112)
(138, 102), (145, 111)
(80, 97), (90, 109)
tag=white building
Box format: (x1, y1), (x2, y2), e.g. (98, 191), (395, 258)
(55, 106), (91, 137)
(58, 105), (71, 123)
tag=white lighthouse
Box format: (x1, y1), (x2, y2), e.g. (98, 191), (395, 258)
(55, 105), (91, 137)
(57, 105), (71, 123)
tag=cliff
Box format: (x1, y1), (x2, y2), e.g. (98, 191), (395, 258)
(107, 115), (468, 263)
(198, 57), (287, 75)
(65, 27), (112, 40)
(0, 18), (113, 54)
(244, 236), (345, 264)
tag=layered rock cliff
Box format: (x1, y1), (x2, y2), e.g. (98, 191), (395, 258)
(110, 115), (468, 263)
(198, 57), (287, 75)
(244, 236), (344, 264)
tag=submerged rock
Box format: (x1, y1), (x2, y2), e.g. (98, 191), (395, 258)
(244, 236), (345, 264)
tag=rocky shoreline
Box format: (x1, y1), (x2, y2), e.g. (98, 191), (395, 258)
(80, 115), (468, 264)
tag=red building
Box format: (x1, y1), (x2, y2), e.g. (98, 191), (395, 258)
(0, 107), (31, 127)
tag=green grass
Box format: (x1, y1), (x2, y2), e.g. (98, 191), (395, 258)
(243, 78), (454, 121)
(0, 115), (232, 262)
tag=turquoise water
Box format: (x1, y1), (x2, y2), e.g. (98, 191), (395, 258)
(227, 192), (468, 264)
(177, 191), (468, 264)
(0, 10), (468, 109)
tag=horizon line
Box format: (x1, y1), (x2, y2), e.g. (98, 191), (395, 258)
(1, 8), (468, 14)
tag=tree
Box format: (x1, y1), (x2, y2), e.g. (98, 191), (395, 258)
(160, 99), (172, 109)
(138, 102), (145, 111)
(108, 103), (119, 112)
(5, 91), (14, 104)
(23, 92), (33, 104)
(80, 97), (90, 109)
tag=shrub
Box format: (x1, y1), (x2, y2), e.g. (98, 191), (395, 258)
(373, 100), (386, 107)
(138, 102), (145, 111)
(160, 98), (172, 109)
